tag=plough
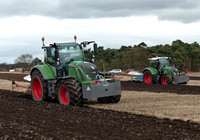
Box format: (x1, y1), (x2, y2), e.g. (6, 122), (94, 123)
(11, 80), (31, 92)
(128, 71), (143, 82)
(11, 75), (31, 92)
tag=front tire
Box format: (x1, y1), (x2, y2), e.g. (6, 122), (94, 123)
(31, 70), (48, 101)
(55, 79), (82, 106)
(161, 75), (173, 85)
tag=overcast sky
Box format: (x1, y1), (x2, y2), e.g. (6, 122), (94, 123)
(0, 0), (200, 63)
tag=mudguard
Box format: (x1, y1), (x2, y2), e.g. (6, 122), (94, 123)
(143, 67), (158, 75)
(56, 76), (76, 85)
(30, 65), (56, 80)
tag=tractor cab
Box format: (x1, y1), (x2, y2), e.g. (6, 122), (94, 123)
(44, 43), (83, 66)
(42, 37), (98, 78)
(149, 57), (170, 70)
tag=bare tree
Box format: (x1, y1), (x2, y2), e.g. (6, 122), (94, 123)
(14, 54), (34, 69)
(14, 54), (33, 64)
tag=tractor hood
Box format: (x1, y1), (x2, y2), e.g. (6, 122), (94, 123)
(170, 67), (179, 74)
(163, 66), (184, 76)
(79, 62), (98, 80)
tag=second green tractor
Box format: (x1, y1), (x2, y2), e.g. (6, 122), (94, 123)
(143, 57), (189, 85)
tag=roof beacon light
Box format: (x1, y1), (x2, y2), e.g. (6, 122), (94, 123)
(42, 37), (45, 47)
(74, 35), (77, 42)
(185, 69), (188, 73)
(42, 37), (45, 41)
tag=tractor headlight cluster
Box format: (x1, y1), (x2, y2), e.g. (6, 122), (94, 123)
(86, 75), (91, 80)
(96, 75), (104, 80)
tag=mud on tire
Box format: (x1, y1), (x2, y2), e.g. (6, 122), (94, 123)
(55, 79), (82, 106)
(31, 70), (48, 101)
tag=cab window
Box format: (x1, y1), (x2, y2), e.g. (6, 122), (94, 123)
(150, 60), (156, 68)
(46, 48), (55, 65)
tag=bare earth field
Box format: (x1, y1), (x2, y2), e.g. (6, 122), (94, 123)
(0, 72), (200, 139)
(117, 75), (200, 86)
(1, 89), (200, 139)
(188, 72), (200, 77)
(87, 91), (200, 123)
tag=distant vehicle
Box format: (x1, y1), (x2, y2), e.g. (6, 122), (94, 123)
(9, 69), (15, 72)
(143, 57), (189, 85)
(126, 69), (134, 73)
(109, 69), (122, 74)
(27, 68), (32, 71)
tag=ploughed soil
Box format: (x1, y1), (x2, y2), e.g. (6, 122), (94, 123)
(0, 73), (200, 138)
(1, 72), (199, 95)
(1, 89), (200, 139)
(190, 76), (200, 80)
(0, 72), (28, 82)
(121, 81), (200, 95)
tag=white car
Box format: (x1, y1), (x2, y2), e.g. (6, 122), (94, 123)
(109, 69), (122, 74)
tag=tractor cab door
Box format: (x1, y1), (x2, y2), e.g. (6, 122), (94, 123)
(44, 47), (56, 76)
(46, 47), (56, 65)
(150, 60), (157, 68)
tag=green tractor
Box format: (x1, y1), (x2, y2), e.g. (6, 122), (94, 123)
(143, 57), (189, 85)
(30, 36), (121, 106)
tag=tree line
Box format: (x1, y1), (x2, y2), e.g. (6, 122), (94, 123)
(85, 40), (200, 72)
(0, 40), (199, 72)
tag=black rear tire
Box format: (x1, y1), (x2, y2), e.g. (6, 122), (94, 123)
(180, 82), (187, 84)
(97, 95), (121, 103)
(55, 79), (82, 106)
(108, 95), (121, 103)
(31, 70), (48, 101)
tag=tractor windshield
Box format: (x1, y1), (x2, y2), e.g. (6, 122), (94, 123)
(59, 43), (83, 67)
(159, 58), (170, 67)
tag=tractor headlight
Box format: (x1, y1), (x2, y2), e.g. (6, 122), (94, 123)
(86, 75), (91, 80)
(96, 75), (104, 80)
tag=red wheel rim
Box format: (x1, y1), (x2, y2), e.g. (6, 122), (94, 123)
(144, 73), (151, 84)
(33, 78), (42, 99)
(60, 86), (69, 104)
(162, 77), (168, 85)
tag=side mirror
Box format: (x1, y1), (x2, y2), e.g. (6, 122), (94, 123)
(94, 43), (98, 54)
(46, 48), (52, 57)
(173, 57), (176, 63)
(156, 59), (160, 68)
